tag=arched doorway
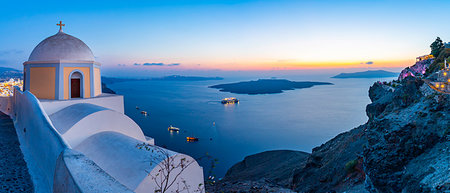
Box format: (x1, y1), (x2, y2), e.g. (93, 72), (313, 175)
(70, 72), (82, 98)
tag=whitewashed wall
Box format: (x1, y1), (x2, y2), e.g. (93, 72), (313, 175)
(10, 87), (132, 193)
(40, 93), (124, 115)
(12, 87), (70, 192)
(76, 131), (205, 193)
(9, 87), (204, 193)
(49, 103), (147, 147)
(0, 96), (13, 115)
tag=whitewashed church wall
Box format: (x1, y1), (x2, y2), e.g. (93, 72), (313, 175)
(11, 87), (132, 193)
(61, 109), (147, 147)
(53, 149), (133, 193)
(12, 87), (70, 192)
(40, 93), (124, 115)
(75, 131), (205, 193)
(137, 153), (205, 193)
(0, 96), (12, 115)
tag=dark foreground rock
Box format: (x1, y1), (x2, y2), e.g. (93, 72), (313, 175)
(208, 150), (308, 192)
(291, 125), (368, 193)
(209, 76), (449, 193)
(363, 77), (449, 192)
(224, 150), (309, 186)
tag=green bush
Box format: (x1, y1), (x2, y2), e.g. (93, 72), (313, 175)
(430, 37), (445, 57)
(426, 48), (450, 75)
(344, 159), (358, 174)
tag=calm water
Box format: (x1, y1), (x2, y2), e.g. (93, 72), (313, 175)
(108, 74), (395, 177)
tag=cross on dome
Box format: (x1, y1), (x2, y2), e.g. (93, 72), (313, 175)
(57, 21), (65, 32)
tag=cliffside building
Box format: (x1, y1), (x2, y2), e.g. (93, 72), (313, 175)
(0, 22), (204, 192)
(445, 42), (450, 49)
(430, 59), (450, 93)
(416, 54), (434, 62)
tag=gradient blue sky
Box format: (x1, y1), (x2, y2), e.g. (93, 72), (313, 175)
(1, 0), (449, 75)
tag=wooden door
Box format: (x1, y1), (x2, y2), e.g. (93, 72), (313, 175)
(71, 79), (81, 98)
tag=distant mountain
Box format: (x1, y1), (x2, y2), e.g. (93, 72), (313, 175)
(0, 67), (23, 81)
(209, 79), (333, 94)
(102, 75), (223, 85)
(152, 75), (223, 81)
(101, 83), (116, 94)
(332, 70), (398, 79)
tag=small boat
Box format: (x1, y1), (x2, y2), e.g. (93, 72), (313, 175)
(168, 125), (180, 132)
(186, 137), (199, 142)
(136, 106), (140, 109)
(221, 97), (239, 104)
(140, 111), (148, 115)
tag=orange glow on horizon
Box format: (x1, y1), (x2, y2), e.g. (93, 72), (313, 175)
(110, 58), (415, 71)
(187, 59), (415, 71)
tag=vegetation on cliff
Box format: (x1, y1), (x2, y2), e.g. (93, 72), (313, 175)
(426, 37), (450, 75)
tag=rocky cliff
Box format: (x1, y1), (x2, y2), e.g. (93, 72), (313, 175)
(211, 76), (449, 192)
(363, 77), (449, 192)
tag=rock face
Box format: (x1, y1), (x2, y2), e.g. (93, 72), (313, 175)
(291, 124), (368, 193)
(211, 75), (449, 193)
(363, 76), (449, 192)
(224, 150), (309, 186)
(211, 150), (309, 192)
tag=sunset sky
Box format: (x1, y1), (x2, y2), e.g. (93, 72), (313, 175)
(1, 0), (449, 73)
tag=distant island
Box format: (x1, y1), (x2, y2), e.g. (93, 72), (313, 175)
(0, 67), (23, 81)
(102, 75), (223, 85)
(152, 75), (223, 81)
(332, 70), (398, 79)
(209, 79), (333, 94)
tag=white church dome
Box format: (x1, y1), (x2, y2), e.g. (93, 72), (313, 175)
(28, 31), (95, 62)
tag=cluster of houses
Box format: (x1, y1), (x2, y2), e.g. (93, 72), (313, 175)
(431, 59), (450, 93)
(399, 54), (434, 80)
(398, 53), (449, 93)
(0, 78), (23, 96)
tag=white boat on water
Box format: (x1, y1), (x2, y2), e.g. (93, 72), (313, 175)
(221, 97), (239, 104)
(168, 125), (180, 132)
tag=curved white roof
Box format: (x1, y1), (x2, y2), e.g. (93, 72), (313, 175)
(75, 131), (203, 193)
(28, 31), (95, 62)
(49, 103), (146, 147)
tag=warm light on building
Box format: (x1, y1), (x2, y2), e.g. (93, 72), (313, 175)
(416, 54), (434, 62)
(0, 79), (23, 96)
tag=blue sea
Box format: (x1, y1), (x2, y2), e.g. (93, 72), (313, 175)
(107, 73), (396, 177)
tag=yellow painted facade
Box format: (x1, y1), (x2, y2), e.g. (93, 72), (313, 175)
(29, 67), (56, 99)
(94, 67), (102, 96)
(63, 67), (90, 99)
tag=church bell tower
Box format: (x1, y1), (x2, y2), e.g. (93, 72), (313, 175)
(23, 21), (102, 100)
